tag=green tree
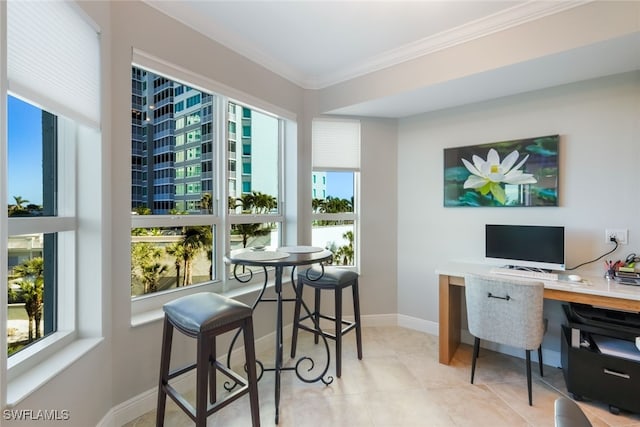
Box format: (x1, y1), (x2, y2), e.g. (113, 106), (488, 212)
(231, 192), (276, 248)
(232, 223), (271, 248)
(333, 230), (354, 265)
(165, 242), (185, 287)
(11, 257), (45, 342)
(8, 195), (30, 216)
(179, 226), (212, 286)
(131, 242), (167, 294)
(132, 205), (152, 215)
(201, 193), (213, 214)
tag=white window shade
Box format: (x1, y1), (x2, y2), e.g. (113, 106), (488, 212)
(7, 1), (101, 129)
(312, 119), (360, 171)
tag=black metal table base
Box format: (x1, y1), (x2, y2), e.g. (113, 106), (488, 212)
(227, 264), (333, 424)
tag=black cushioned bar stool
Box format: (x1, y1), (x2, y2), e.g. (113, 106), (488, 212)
(291, 268), (362, 378)
(156, 292), (260, 427)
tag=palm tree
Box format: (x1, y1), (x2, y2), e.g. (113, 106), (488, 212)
(141, 262), (168, 294)
(8, 195), (30, 216)
(232, 223), (271, 248)
(180, 226), (212, 286)
(333, 230), (354, 265)
(252, 191), (277, 214)
(201, 193), (213, 214)
(165, 242), (185, 287)
(11, 257), (45, 341)
(131, 242), (167, 294)
(312, 198), (325, 213)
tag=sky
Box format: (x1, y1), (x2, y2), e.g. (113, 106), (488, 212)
(6, 94), (353, 206)
(325, 171), (353, 200)
(7, 96), (43, 205)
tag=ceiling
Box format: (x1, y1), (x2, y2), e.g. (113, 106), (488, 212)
(144, 1), (640, 118)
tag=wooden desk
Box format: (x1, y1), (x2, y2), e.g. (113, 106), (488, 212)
(438, 264), (640, 365)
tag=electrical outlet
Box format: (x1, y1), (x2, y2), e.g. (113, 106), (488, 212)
(605, 228), (628, 245)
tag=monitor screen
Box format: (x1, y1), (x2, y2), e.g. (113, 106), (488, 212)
(485, 224), (565, 271)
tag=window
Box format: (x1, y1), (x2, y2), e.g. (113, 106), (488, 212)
(186, 94), (201, 108)
(7, 98), (58, 357)
(3, 0), (102, 404)
(311, 119), (360, 267)
(186, 112), (201, 126)
(130, 65), (284, 299)
(187, 129), (201, 143)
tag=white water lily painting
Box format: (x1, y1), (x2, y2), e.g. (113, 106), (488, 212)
(444, 135), (559, 207)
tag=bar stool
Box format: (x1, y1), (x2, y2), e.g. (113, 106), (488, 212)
(291, 267), (362, 378)
(156, 292), (260, 427)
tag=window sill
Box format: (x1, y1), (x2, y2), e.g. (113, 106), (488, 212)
(130, 280), (279, 328)
(6, 337), (103, 407)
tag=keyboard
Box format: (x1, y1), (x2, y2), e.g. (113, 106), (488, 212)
(489, 267), (558, 281)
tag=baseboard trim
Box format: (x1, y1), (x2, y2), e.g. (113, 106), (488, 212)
(100, 313), (559, 426)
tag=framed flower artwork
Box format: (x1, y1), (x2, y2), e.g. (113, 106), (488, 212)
(443, 135), (559, 207)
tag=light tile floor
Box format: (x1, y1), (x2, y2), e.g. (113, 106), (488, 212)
(124, 326), (640, 426)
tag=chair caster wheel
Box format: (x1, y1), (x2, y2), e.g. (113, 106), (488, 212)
(609, 405), (620, 415)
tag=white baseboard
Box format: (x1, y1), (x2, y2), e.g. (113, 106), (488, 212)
(397, 314), (439, 336)
(100, 314), (397, 426)
(100, 313), (559, 426)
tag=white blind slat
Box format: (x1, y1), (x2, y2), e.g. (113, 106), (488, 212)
(312, 119), (360, 171)
(7, 1), (100, 128)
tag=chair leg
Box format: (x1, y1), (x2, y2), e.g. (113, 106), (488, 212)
(156, 318), (173, 427)
(537, 345), (544, 377)
(242, 318), (261, 427)
(471, 337), (480, 384)
(335, 286), (343, 378)
(526, 349), (533, 406)
(195, 334), (209, 427)
(352, 279), (363, 360)
(314, 288), (321, 344)
(209, 337), (216, 405)
(290, 281), (304, 358)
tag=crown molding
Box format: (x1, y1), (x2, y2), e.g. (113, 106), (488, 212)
(308, 1), (591, 89)
(143, 0), (590, 91)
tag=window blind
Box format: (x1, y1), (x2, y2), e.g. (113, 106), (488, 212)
(7, 1), (101, 129)
(312, 119), (360, 171)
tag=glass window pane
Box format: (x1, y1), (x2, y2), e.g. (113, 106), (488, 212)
(8, 96), (56, 217)
(8, 233), (56, 356)
(228, 102), (279, 214)
(230, 222), (279, 251)
(131, 66), (215, 215)
(228, 222), (281, 277)
(311, 171), (354, 212)
(130, 226), (214, 297)
(312, 220), (355, 266)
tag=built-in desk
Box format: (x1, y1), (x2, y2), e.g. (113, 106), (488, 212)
(437, 262), (640, 365)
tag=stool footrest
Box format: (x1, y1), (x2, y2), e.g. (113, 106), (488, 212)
(296, 316), (357, 340)
(164, 380), (251, 422)
(168, 363), (197, 381)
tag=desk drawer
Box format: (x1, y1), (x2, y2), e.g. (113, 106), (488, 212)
(561, 325), (640, 414)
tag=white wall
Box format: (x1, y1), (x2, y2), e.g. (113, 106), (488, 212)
(4, 0), (636, 424)
(397, 71), (640, 355)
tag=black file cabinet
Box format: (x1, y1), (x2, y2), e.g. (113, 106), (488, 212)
(561, 303), (640, 415)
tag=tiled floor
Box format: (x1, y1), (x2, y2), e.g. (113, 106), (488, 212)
(124, 326), (640, 426)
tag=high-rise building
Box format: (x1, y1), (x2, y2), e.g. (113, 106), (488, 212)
(131, 67), (231, 215)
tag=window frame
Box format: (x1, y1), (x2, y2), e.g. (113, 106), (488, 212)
(129, 61), (287, 317)
(311, 170), (360, 269)
(310, 119), (361, 270)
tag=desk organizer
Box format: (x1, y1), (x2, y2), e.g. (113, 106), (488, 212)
(561, 303), (640, 415)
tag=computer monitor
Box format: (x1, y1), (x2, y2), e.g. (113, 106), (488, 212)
(485, 224), (565, 271)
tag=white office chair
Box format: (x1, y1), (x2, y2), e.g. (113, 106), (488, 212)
(464, 273), (545, 406)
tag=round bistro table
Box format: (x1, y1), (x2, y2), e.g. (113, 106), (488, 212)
(224, 246), (334, 424)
